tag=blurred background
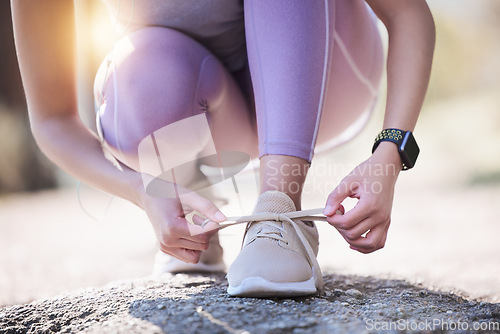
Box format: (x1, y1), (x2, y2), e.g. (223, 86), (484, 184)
(0, 0), (499, 307)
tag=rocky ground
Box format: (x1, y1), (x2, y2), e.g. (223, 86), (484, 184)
(1, 273), (499, 334)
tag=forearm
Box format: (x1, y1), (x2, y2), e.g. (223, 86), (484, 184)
(382, 4), (436, 131)
(327, 1), (435, 252)
(32, 114), (143, 207)
(366, 0), (435, 163)
(11, 0), (143, 207)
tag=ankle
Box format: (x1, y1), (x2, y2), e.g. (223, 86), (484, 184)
(259, 154), (310, 210)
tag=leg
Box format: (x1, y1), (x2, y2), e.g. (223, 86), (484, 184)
(94, 27), (258, 272)
(246, 0), (383, 206)
(95, 27), (258, 184)
(227, 0), (384, 297)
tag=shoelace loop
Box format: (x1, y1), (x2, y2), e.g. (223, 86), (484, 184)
(200, 208), (332, 230)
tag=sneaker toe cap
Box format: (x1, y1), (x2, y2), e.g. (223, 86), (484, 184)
(227, 239), (313, 287)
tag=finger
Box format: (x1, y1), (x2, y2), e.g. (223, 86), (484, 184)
(327, 199), (372, 230)
(182, 208), (194, 215)
(364, 222), (388, 249)
(375, 220), (391, 249)
(179, 191), (226, 222)
(158, 245), (202, 264)
(324, 178), (355, 216)
(192, 214), (221, 232)
(157, 227), (210, 251)
(185, 214), (220, 238)
(336, 217), (373, 242)
(348, 222), (387, 252)
(174, 237), (211, 251)
(168, 216), (217, 243)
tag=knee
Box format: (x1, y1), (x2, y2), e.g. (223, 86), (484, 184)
(96, 27), (225, 169)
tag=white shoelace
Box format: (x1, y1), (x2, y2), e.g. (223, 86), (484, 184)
(202, 208), (340, 291)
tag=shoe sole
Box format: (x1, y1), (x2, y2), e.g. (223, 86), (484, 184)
(153, 261), (226, 275)
(227, 275), (317, 297)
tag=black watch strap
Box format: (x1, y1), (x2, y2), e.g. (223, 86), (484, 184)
(372, 128), (419, 170)
(372, 129), (405, 152)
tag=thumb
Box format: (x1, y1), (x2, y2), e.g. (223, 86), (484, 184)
(179, 191), (226, 223)
(324, 178), (353, 216)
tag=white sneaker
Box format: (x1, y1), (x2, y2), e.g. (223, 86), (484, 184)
(226, 191), (322, 297)
(152, 233), (226, 274)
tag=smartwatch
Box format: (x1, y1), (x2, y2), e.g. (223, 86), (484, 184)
(372, 129), (420, 170)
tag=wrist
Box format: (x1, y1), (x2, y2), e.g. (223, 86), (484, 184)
(371, 141), (402, 175)
(372, 129), (420, 170)
(132, 173), (181, 209)
(128, 171), (148, 209)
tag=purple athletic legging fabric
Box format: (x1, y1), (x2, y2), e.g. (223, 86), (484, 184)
(245, 0), (382, 161)
(95, 0), (383, 171)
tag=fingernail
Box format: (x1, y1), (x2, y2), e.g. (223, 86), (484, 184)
(215, 211), (226, 221)
(323, 205), (333, 216)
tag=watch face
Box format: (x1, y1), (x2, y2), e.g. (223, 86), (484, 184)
(399, 132), (420, 169)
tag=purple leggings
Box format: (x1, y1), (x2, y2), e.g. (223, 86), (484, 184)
(95, 0), (383, 173)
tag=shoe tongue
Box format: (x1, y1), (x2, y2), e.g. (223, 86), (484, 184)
(253, 191), (296, 215)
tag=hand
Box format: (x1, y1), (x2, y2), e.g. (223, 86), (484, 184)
(137, 180), (226, 263)
(324, 142), (401, 253)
